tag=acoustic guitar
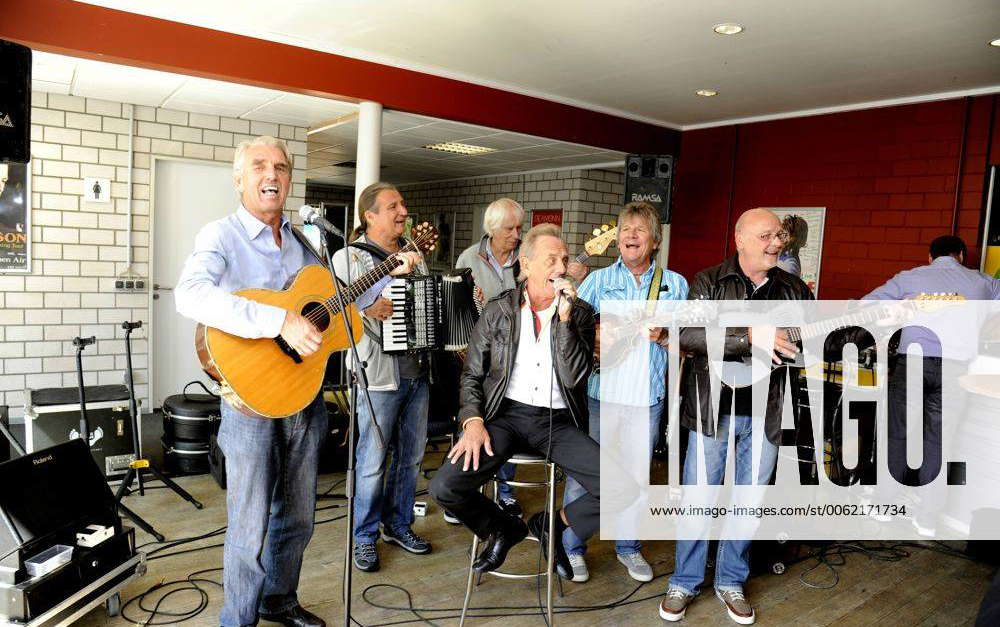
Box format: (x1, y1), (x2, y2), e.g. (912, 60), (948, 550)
(196, 223), (439, 418)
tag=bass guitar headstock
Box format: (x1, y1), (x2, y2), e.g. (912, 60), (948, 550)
(584, 222), (618, 257)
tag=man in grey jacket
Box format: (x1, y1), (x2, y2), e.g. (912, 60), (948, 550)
(331, 182), (428, 573)
(455, 198), (526, 518)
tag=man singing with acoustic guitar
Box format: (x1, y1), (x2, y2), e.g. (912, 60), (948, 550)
(175, 136), (417, 627)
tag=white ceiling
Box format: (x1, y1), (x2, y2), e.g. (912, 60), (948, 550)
(32, 51), (625, 186)
(308, 114), (624, 186)
(75, 0), (1000, 129)
(32, 51), (357, 124)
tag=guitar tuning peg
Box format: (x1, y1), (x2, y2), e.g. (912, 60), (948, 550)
(592, 228), (601, 236)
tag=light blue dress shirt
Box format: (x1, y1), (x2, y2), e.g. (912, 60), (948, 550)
(863, 255), (1000, 360)
(175, 205), (320, 339)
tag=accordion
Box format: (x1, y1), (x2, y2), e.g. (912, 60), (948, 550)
(379, 269), (479, 354)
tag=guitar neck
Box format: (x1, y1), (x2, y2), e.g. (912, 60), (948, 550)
(575, 251), (589, 265)
(785, 301), (934, 343)
(328, 241), (419, 312)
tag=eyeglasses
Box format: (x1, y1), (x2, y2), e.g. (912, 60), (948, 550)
(756, 231), (790, 244)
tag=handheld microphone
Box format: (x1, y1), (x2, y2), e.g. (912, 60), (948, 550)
(298, 205), (346, 240)
(72, 336), (96, 348)
(549, 277), (574, 302)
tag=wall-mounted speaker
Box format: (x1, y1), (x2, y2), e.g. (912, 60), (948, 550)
(625, 154), (674, 223)
(0, 40), (31, 164)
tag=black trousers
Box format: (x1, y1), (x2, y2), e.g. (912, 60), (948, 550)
(886, 356), (967, 523)
(430, 399), (604, 541)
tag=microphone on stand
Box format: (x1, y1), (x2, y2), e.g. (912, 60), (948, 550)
(298, 205), (346, 240)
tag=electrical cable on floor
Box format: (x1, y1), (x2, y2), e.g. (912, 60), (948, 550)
(119, 568), (222, 625)
(353, 539), (991, 626)
(356, 571), (673, 627)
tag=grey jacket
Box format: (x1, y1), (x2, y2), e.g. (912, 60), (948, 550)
(331, 234), (429, 391)
(455, 235), (520, 301)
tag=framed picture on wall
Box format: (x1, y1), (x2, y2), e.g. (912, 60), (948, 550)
(767, 206), (825, 296)
(0, 162), (31, 273)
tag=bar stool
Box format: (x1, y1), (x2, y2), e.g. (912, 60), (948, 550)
(459, 452), (564, 626)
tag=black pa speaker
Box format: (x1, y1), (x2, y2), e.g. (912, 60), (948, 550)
(625, 154), (674, 223)
(0, 40), (31, 164)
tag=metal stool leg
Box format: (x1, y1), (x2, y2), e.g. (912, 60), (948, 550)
(460, 532), (480, 627)
(546, 461), (556, 625)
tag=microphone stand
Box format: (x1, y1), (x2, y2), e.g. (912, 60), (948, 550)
(72, 335), (167, 542)
(312, 221), (384, 627)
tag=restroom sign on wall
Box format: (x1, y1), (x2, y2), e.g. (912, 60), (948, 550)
(83, 177), (111, 204)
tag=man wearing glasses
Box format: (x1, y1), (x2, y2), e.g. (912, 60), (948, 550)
(659, 208), (812, 625)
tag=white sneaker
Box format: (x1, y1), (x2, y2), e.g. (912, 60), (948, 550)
(617, 551), (653, 582)
(567, 553), (589, 583)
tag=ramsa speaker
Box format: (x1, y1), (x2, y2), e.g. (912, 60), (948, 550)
(0, 40), (30, 164)
(625, 154), (674, 223)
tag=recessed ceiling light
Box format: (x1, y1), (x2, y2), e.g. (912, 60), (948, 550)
(422, 142), (497, 155)
(990, 38), (1000, 47)
(713, 23), (744, 35)
(696, 89), (718, 97)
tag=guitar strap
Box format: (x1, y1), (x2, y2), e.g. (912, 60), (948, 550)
(348, 240), (392, 262)
(645, 266), (663, 314)
(289, 225), (327, 267)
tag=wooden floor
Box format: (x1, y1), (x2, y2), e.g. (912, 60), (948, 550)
(74, 456), (994, 627)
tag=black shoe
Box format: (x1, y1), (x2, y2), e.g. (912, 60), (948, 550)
(527, 512), (572, 580)
(259, 605), (325, 627)
(498, 496), (523, 518)
(472, 517), (528, 573)
(353, 542), (379, 572)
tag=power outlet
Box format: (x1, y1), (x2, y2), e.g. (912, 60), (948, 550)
(115, 278), (147, 291)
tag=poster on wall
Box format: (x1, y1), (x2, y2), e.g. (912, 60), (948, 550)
(0, 162), (31, 273)
(531, 209), (563, 228)
(767, 206), (825, 295)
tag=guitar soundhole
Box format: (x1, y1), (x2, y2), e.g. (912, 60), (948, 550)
(301, 302), (331, 332)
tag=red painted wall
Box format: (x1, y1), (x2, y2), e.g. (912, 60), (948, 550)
(671, 95), (999, 299)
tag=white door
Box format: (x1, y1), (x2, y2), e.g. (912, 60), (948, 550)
(150, 159), (236, 409)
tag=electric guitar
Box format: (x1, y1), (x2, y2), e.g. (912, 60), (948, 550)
(196, 223), (439, 418)
(709, 292), (967, 389)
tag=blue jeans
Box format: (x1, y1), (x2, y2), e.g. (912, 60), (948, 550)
(353, 377), (429, 543)
(670, 415), (778, 595)
(495, 462), (516, 500)
(217, 395), (327, 627)
(562, 396), (664, 556)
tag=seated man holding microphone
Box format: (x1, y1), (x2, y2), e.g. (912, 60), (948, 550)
(430, 223), (622, 578)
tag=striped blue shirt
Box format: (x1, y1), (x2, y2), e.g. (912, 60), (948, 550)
(578, 258), (689, 406)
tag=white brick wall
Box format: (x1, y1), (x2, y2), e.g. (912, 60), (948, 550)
(1, 93), (307, 418)
(401, 168), (624, 268)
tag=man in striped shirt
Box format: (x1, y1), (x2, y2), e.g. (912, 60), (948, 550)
(561, 201), (689, 584)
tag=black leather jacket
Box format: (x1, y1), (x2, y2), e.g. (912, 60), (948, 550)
(679, 255), (814, 444)
(459, 284), (596, 429)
